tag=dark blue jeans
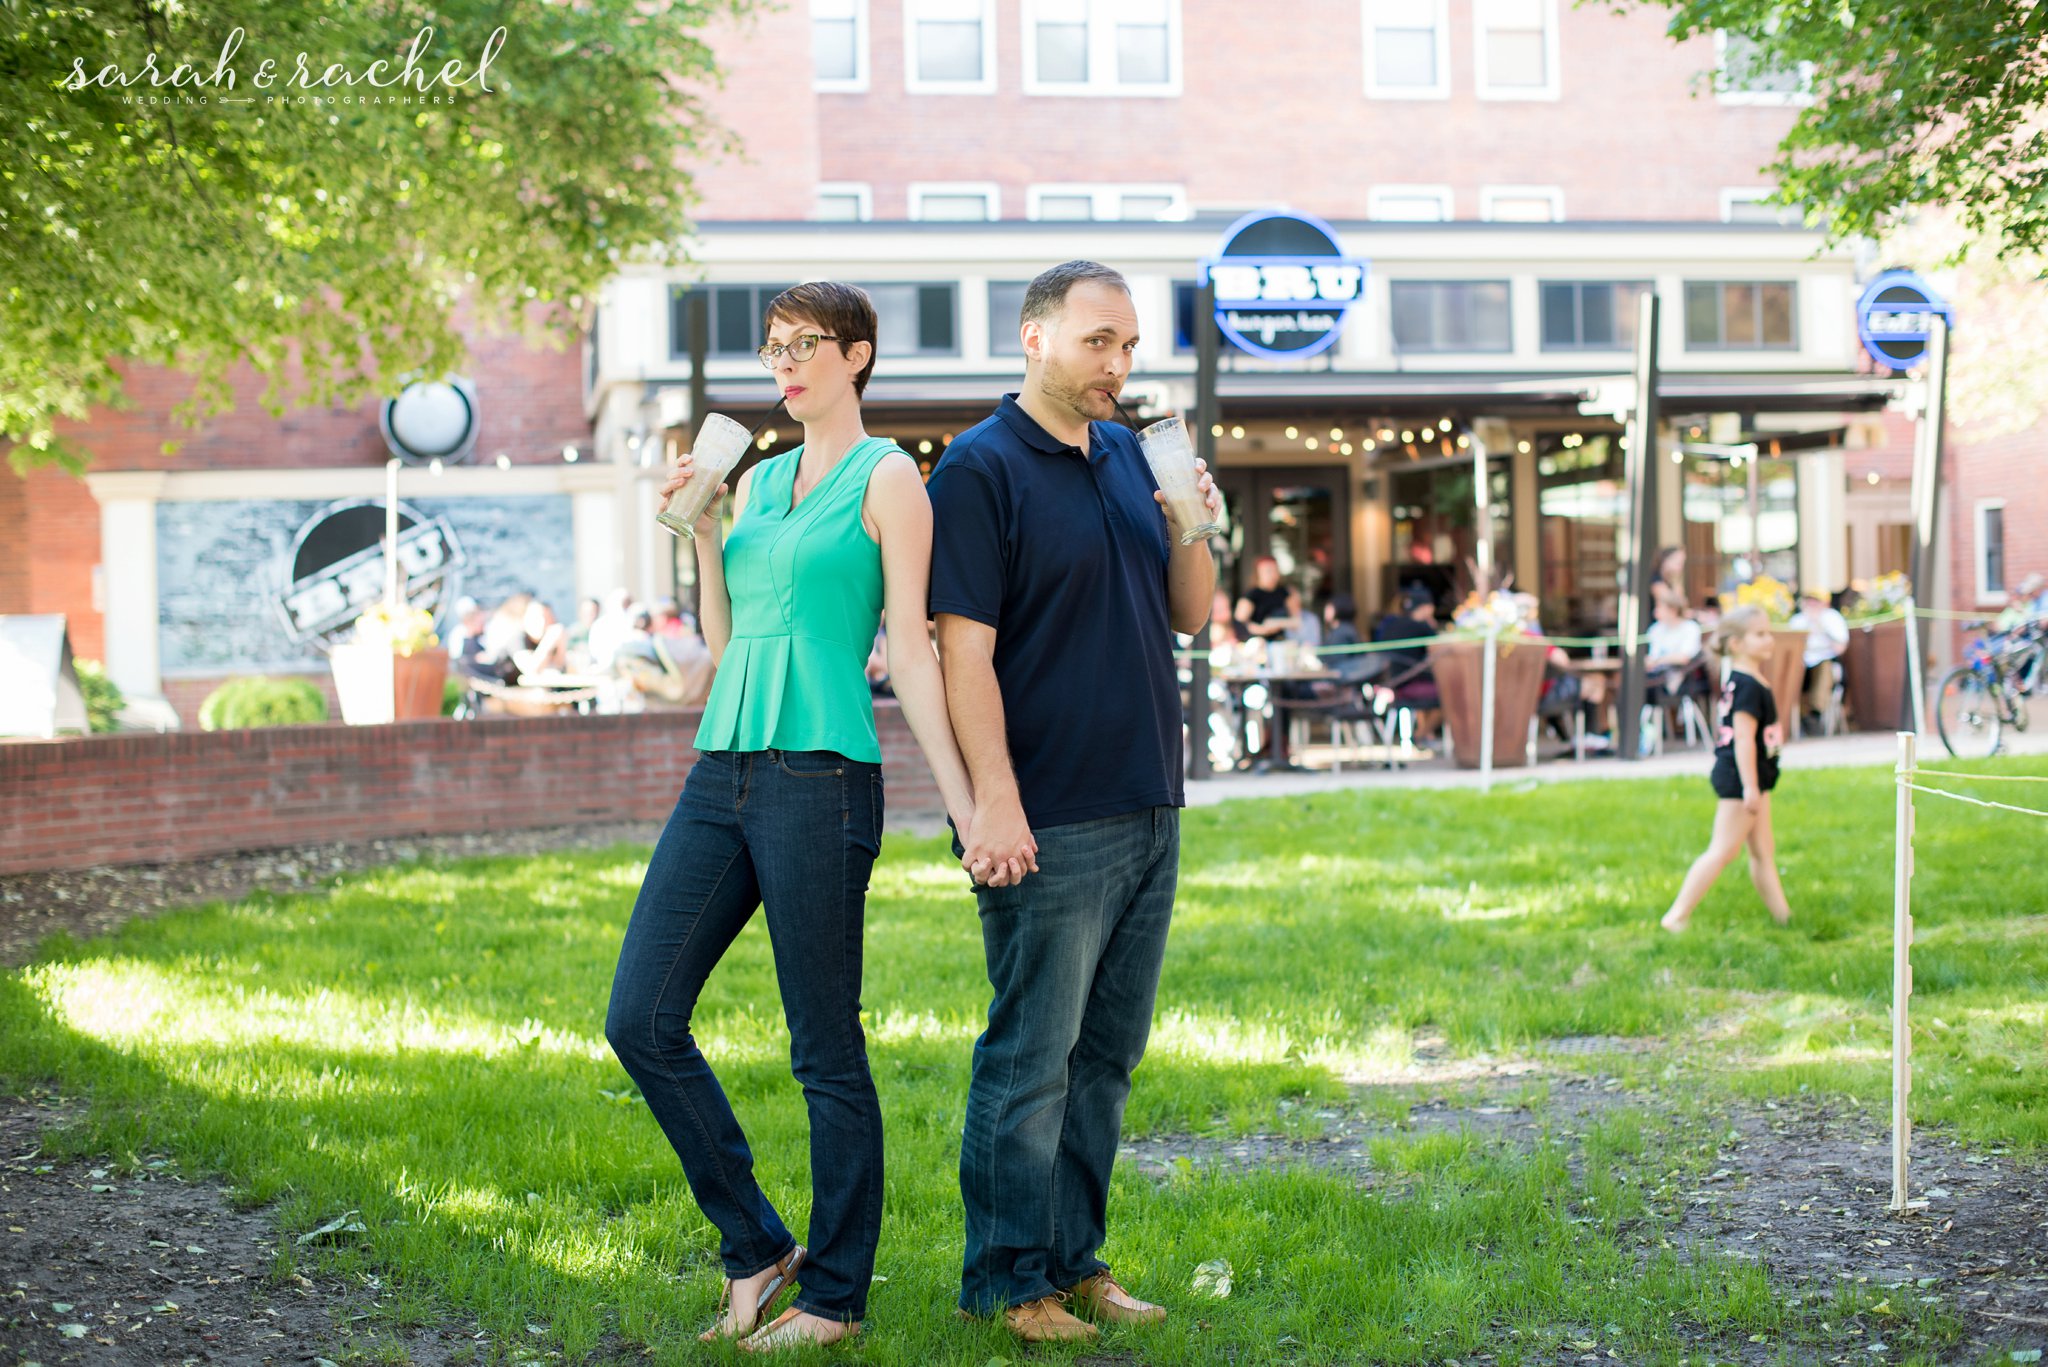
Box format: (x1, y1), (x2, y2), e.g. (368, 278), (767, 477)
(956, 806), (1179, 1314)
(605, 748), (885, 1322)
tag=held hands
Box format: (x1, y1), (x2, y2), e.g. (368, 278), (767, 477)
(657, 452), (727, 536)
(960, 796), (1039, 889)
(1742, 785), (1761, 815)
(1762, 723), (1785, 752)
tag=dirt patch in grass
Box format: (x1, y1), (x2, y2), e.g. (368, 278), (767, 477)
(1125, 1070), (2048, 1364)
(0, 1097), (571, 1367)
(0, 823), (666, 970)
(1675, 1091), (2048, 1362)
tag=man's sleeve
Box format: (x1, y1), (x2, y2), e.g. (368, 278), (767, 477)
(926, 463), (1006, 630)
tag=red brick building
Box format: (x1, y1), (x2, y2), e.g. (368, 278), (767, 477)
(5, 0), (2037, 725)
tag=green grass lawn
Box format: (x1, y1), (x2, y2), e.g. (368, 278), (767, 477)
(4, 757), (2045, 1365)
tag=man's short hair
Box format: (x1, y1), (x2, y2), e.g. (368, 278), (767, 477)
(1020, 260), (1131, 328)
(764, 281), (880, 396)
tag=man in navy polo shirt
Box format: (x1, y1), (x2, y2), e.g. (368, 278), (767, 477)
(928, 260), (1221, 1342)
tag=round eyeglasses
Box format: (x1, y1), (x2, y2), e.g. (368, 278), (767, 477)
(757, 333), (840, 369)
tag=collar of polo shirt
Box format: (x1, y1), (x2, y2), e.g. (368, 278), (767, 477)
(996, 392), (1109, 463)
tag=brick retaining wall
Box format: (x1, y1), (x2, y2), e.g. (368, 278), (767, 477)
(0, 702), (943, 874)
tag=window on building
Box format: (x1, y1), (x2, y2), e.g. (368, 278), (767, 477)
(1363, 0), (1449, 99)
(814, 183), (872, 221)
(908, 0), (995, 90)
(1720, 188), (1803, 225)
(1026, 184), (1187, 220)
(1023, 0), (1178, 92)
(1475, 0), (1556, 98)
(1481, 186), (1563, 221)
(1715, 30), (1810, 103)
(859, 283), (959, 356)
(1977, 500), (2008, 601)
(1537, 436), (1624, 631)
(669, 284), (794, 359)
(988, 281), (1030, 356)
(1540, 281), (1651, 350)
(812, 0), (868, 89)
(1390, 281), (1512, 352)
(1369, 185), (1453, 221)
(1685, 454), (1800, 590)
(1683, 281), (1797, 349)
(909, 183), (999, 220)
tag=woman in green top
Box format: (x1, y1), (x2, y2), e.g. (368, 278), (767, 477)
(606, 283), (978, 1351)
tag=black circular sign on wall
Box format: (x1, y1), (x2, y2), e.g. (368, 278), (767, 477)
(273, 497), (465, 644)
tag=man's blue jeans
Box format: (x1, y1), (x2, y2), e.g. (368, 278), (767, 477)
(956, 806), (1179, 1314)
(605, 748), (885, 1322)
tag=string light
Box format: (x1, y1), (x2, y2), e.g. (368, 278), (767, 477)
(562, 444), (580, 463)
(918, 439), (933, 454)
(1400, 429), (1414, 443)
(1517, 440), (1531, 454)
(1211, 424), (1224, 437)
(1456, 434), (1470, 449)
(1306, 436), (1320, 450)
(1285, 425), (1299, 439)
(495, 453), (511, 470)
(1230, 425), (1245, 439)
(1378, 428), (1395, 442)
(1340, 442), (1354, 456)
(1329, 426), (1343, 441)
(1362, 438), (1376, 452)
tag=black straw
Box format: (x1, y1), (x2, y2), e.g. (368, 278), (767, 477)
(746, 397), (787, 444)
(1112, 398), (1141, 431)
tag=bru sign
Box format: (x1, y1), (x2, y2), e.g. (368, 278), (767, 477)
(1202, 210), (1367, 360)
(1856, 269), (1952, 370)
(274, 498), (466, 643)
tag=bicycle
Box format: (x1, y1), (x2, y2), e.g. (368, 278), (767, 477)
(1935, 618), (2046, 758)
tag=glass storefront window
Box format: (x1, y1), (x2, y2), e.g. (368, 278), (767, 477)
(1388, 458), (1512, 607)
(1684, 455), (1800, 598)
(1536, 436), (1624, 631)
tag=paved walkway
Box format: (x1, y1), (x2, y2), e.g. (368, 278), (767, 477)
(1186, 721), (2048, 806)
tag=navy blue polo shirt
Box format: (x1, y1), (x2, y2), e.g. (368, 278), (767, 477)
(927, 394), (1184, 829)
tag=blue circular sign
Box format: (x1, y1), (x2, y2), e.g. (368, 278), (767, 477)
(1856, 269), (1952, 370)
(1201, 210), (1368, 360)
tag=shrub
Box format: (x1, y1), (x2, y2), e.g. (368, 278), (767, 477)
(442, 676), (467, 717)
(199, 677), (330, 731)
(74, 659), (125, 733)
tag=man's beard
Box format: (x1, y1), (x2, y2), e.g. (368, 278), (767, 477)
(1040, 357), (1118, 422)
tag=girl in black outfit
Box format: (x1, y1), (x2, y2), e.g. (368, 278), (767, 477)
(1661, 605), (1793, 932)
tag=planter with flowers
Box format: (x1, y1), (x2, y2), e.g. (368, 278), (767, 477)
(1428, 590), (1548, 769)
(1720, 575), (1807, 738)
(330, 602), (449, 725)
(1844, 572), (1911, 731)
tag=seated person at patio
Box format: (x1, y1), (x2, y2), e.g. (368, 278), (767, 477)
(1284, 586), (1322, 648)
(1651, 545), (1689, 615)
(564, 596), (602, 673)
(1789, 586), (1848, 720)
(1645, 598), (1703, 694)
(613, 606), (716, 709)
(1371, 584), (1441, 736)
(477, 593), (535, 683)
(449, 596), (494, 681)
(1234, 556), (1299, 640)
(515, 598), (570, 677)
(1321, 594), (1371, 680)
(1208, 588), (1239, 646)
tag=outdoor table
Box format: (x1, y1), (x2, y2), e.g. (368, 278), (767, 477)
(1214, 668), (1339, 771)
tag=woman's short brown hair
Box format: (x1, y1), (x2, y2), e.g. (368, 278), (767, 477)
(764, 282), (879, 397)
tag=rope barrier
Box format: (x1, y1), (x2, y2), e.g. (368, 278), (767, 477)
(1897, 779), (2048, 820)
(1912, 771), (2048, 783)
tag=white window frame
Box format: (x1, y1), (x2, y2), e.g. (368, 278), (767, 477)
(1975, 498), (2010, 606)
(1713, 30), (1813, 106)
(1026, 183), (1188, 221)
(1369, 184), (1454, 221)
(908, 181), (1001, 221)
(1480, 185), (1564, 221)
(904, 0), (998, 94)
(1362, 0), (1451, 100)
(811, 0), (870, 93)
(1473, 0), (1560, 100)
(1020, 0), (1183, 97)
(1719, 187), (1803, 225)
(814, 181), (873, 222)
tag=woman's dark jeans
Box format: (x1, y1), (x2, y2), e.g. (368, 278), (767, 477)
(605, 748), (884, 1322)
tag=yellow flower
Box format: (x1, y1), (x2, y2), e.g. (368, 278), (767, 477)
(353, 602), (441, 657)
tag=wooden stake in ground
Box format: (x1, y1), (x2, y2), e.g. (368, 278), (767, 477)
(1891, 730), (1915, 1213)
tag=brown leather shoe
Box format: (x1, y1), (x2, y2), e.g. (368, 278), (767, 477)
(1068, 1271), (1166, 1326)
(998, 1293), (1099, 1342)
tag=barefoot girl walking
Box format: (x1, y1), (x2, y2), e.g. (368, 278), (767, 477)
(1660, 605), (1794, 932)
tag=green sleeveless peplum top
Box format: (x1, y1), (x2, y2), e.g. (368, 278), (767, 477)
(693, 436), (897, 763)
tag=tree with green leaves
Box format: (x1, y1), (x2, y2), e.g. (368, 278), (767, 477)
(3, 0), (746, 472)
(1642, 1), (2048, 250)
